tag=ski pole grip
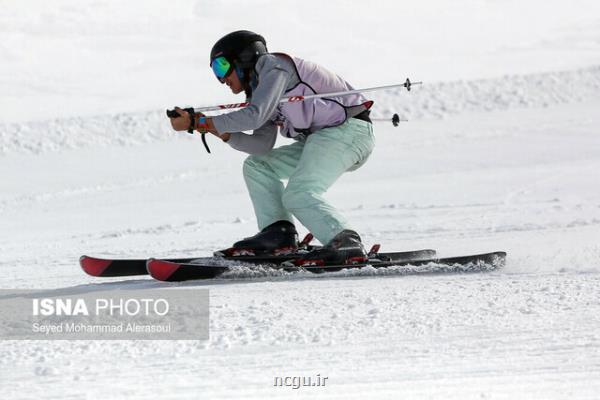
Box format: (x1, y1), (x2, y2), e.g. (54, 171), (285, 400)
(166, 109), (180, 118)
(166, 107), (196, 133)
(166, 107), (195, 121)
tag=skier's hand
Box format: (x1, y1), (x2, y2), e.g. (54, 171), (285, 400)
(169, 107), (192, 132)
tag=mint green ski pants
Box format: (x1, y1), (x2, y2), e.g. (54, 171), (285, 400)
(242, 117), (375, 245)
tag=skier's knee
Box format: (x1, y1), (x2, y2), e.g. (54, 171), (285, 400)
(242, 155), (261, 177)
(282, 188), (310, 212)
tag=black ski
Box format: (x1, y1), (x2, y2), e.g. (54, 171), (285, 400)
(146, 250), (503, 282)
(80, 249), (437, 278)
(80, 254), (307, 277)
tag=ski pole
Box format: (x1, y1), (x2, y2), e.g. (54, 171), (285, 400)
(167, 78), (421, 115)
(167, 78), (420, 152)
(371, 113), (408, 127)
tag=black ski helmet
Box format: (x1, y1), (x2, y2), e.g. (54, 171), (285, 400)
(210, 30), (268, 71)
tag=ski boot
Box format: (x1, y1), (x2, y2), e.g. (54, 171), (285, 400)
(214, 220), (299, 257)
(287, 229), (368, 267)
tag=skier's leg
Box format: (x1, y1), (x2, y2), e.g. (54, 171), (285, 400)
(242, 141), (305, 230)
(282, 118), (375, 245)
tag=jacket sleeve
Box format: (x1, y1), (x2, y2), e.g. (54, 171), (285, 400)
(226, 121), (278, 155)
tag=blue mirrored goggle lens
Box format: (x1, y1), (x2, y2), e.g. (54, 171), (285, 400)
(211, 56), (232, 80)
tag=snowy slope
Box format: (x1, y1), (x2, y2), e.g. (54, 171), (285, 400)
(2, 0), (600, 124)
(2, 1), (600, 399)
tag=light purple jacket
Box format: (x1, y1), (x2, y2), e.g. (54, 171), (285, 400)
(212, 53), (373, 154)
(273, 53), (373, 138)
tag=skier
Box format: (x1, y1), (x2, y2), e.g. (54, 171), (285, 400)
(169, 30), (375, 265)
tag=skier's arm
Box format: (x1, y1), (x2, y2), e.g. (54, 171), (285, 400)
(225, 121), (278, 155)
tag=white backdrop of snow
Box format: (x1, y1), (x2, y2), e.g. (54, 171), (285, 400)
(1, 1), (600, 399)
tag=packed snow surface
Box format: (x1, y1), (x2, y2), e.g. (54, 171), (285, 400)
(1, 1), (600, 399)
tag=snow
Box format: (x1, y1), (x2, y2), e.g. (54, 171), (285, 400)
(2, 1), (600, 399)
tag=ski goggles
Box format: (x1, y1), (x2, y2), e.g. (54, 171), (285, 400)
(211, 56), (233, 81)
